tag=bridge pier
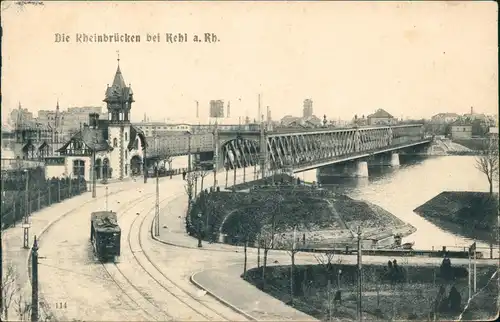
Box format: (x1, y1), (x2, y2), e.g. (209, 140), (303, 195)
(368, 152), (400, 167)
(318, 160), (369, 178)
(355, 161), (369, 177)
(390, 153), (400, 167)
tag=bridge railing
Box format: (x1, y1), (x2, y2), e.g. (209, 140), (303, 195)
(1, 158), (45, 171)
(271, 137), (430, 171)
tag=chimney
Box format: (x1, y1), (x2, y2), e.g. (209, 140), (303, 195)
(89, 113), (100, 129)
(470, 106), (474, 115)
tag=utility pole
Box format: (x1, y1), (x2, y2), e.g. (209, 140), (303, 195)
(188, 132), (192, 173)
(105, 186), (109, 211)
(259, 110), (267, 180)
(0, 172), (3, 317)
(357, 226), (363, 322)
(154, 163), (160, 237)
(23, 169), (30, 249)
(473, 240), (477, 293)
(212, 120), (218, 189)
(92, 134), (97, 198)
(290, 226), (297, 306)
(31, 236), (39, 322)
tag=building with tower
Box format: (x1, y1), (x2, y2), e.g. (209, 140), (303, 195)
(55, 56), (147, 181)
(303, 99), (313, 118)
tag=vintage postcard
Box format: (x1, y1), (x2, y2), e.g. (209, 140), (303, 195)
(1, 1), (498, 321)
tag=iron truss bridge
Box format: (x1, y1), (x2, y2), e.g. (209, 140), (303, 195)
(220, 124), (431, 173)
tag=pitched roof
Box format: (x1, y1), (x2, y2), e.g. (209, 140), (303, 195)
(432, 113), (460, 118)
(368, 109), (394, 119)
(127, 125), (147, 151)
(56, 127), (112, 153)
(104, 65), (134, 102)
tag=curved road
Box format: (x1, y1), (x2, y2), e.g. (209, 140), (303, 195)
(37, 177), (248, 321)
(35, 168), (498, 321)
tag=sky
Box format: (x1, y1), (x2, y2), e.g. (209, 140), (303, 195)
(1, 1), (498, 124)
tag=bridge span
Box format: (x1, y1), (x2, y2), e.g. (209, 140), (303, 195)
(218, 124), (431, 174)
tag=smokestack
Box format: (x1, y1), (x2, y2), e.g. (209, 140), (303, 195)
(258, 94), (261, 123)
(196, 101), (199, 118)
(471, 106), (473, 115)
(89, 113), (99, 129)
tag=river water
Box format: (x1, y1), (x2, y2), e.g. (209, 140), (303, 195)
(298, 156), (499, 255)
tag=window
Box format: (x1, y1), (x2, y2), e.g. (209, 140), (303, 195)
(113, 138), (118, 147)
(125, 132), (128, 141)
(125, 150), (128, 159)
(73, 159), (85, 177)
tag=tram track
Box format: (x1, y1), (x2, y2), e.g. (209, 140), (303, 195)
(96, 187), (230, 321)
(131, 192), (234, 321)
(96, 192), (166, 321)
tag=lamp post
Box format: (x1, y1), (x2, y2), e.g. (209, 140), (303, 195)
(154, 163), (160, 237)
(338, 268), (342, 290)
(357, 226), (363, 322)
(23, 169), (30, 249)
(197, 212), (203, 248)
(92, 133), (98, 198)
(187, 131), (192, 174)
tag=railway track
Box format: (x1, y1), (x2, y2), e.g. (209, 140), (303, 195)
(96, 189), (234, 321)
(97, 193), (169, 321)
(132, 193), (234, 321)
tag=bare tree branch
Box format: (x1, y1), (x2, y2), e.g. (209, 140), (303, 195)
(475, 138), (499, 195)
(2, 262), (20, 321)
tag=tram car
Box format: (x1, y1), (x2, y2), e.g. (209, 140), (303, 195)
(90, 211), (121, 262)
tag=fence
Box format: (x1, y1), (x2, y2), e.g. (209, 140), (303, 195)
(1, 177), (87, 229)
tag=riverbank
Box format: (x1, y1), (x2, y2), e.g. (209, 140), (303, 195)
(414, 191), (498, 244)
(243, 263), (498, 321)
(413, 191), (498, 243)
(187, 181), (415, 250)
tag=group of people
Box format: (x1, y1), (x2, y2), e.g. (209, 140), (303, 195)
(386, 259), (405, 282)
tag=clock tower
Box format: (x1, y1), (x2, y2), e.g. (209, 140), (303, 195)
(103, 54), (134, 180)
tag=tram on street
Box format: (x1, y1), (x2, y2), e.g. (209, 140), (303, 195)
(90, 211), (121, 262)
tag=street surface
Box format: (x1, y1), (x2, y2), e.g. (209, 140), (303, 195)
(3, 166), (498, 321)
(36, 174), (249, 321)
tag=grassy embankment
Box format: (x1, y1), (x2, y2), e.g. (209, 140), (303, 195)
(187, 174), (415, 248)
(414, 191), (499, 244)
(243, 262), (498, 321)
(451, 138), (489, 151)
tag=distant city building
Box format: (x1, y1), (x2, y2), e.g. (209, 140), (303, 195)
(37, 105), (106, 141)
(280, 115), (322, 128)
(353, 114), (368, 126)
(450, 121), (473, 140)
(9, 103), (35, 127)
(303, 99), (313, 118)
(431, 113), (460, 124)
(209, 100), (224, 118)
(367, 109), (395, 125)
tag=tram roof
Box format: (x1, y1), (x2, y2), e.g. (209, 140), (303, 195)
(91, 211), (120, 232)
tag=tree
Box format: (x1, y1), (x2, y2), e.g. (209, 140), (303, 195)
(475, 138), (499, 195)
(157, 146), (174, 178)
(195, 164), (211, 192)
(184, 172), (196, 202)
(2, 263), (19, 321)
(14, 292), (31, 322)
(234, 208), (259, 278)
(314, 250), (336, 277)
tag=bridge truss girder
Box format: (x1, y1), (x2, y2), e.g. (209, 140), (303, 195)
(221, 125), (425, 171)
